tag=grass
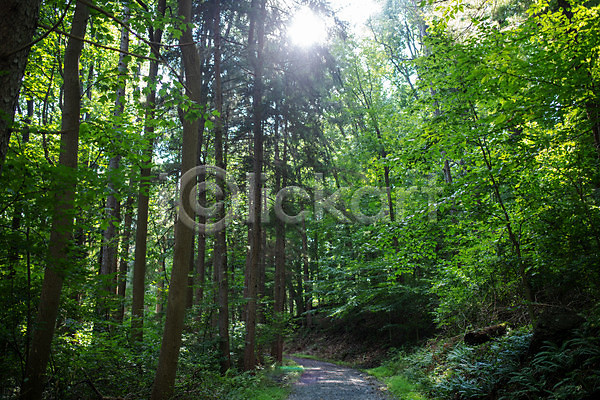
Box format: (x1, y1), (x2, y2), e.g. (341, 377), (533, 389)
(245, 386), (290, 400)
(367, 362), (428, 400)
(243, 358), (304, 400)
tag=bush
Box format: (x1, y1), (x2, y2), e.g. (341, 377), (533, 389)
(377, 321), (600, 399)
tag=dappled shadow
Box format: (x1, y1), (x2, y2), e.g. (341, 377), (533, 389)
(288, 357), (389, 400)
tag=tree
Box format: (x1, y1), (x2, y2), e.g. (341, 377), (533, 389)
(22, 3), (89, 398)
(131, 0), (166, 342)
(271, 105), (287, 363)
(150, 0), (202, 396)
(212, 0), (231, 374)
(116, 185), (135, 323)
(0, 0), (42, 174)
(99, 2), (130, 324)
(243, 0), (266, 371)
(193, 10), (211, 310)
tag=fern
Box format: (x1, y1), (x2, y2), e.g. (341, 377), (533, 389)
(501, 324), (600, 399)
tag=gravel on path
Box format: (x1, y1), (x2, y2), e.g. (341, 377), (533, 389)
(286, 357), (391, 400)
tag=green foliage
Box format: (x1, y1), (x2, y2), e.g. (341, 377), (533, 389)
(3, 0), (600, 397)
(369, 364), (427, 399)
(175, 348), (296, 400)
(429, 329), (532, 398)
(374, 321), (600, 400)
(501, 326), (600, 399)
(48, 329), (159, 399)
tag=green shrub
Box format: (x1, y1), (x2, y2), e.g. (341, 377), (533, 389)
(431, 328), (532, 399)
(501, 324), (600, 400)
(380, 322), (600, 400)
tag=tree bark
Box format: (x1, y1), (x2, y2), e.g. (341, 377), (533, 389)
(156, 254), (166, 315)
(186, 237), (195, 308)
(194, 59), (209, 308)
(22, 3), (88, 398)
(271, 110), (286, 363)
(243, 0), (266, 372)
(212, 0), (231, 374)
(150, 0), (202, 396)
(100, 5), (130, 322)
(131, 0), (166, 342)
(195, 159), (206, 308)
(192, 9), (210, 311)
(301, 220), (312, 329)
(116, 186), (135, 324)
(0, 0), (42, 174)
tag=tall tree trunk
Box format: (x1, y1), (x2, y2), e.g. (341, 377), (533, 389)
(22, 4), (88, 398)
(373, 124), (400, 249)
(212, 0), (231, 374)
(294, 272), (304, 318)
(186, 237), (195, 308)
(258, 214), (267, 306)
(313, 225), (320, 307)
(355, 67), (398, 249)
(372, 125), (395, 225)
(195, 168), (206, 307)
(0, 0), (42, 174)
(443, 158), (453, 184)
(116, 186), (135, 324)
(131, 0), (166, 342)
(100, 5), (130, 322)
(301, 220), (312, 329)
(256, 219), (267, 364)
(156, 254), (166, 315)
(194, 66), (209, 308)
(151, 0), (202, 397)
(192, 11), (210, 311)
(243, 0), (266, 372)
(287, 279), (295, 317)
(271, 111), (286, 363)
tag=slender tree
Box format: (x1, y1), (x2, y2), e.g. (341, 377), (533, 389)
(131, 0), (166, 342)
(151, 0), (202, 396)
(244, 0), (266, 371)
(100, 3), (130, 322)
(271, 108), (286, 362)
(21, 3), (89, 398)
(301, 219), (312, 328)
(116, 185), (135, 323)
(193, 15), (211, 308)
(212, 0), (231, 374)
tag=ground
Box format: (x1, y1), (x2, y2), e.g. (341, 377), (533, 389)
(287, 356), (392, 400)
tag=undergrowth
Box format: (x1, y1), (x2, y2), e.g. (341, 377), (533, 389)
(2, 316), (298, 400)
(368, 320), (600, 400)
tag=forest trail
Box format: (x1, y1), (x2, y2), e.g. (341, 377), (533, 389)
(287, 357), (391, 400)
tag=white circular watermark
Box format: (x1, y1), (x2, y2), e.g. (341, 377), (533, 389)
(177, 166), (440, 233)
(178, 165), (240, 234)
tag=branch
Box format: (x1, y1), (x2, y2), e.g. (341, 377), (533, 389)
(78, 0), (153, 49)
(77, 0), (189, 91)
(10, 127), (63, 135)
(39, 24), (158, 62)
(6, 0), (74, 57)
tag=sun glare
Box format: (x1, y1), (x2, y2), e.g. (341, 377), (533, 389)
(288, 7), (327, 47)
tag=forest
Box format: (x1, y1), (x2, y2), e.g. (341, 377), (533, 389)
(1, 0), (600, 399)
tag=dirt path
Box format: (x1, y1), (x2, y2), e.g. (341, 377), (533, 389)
(287, 357), (391, 400)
